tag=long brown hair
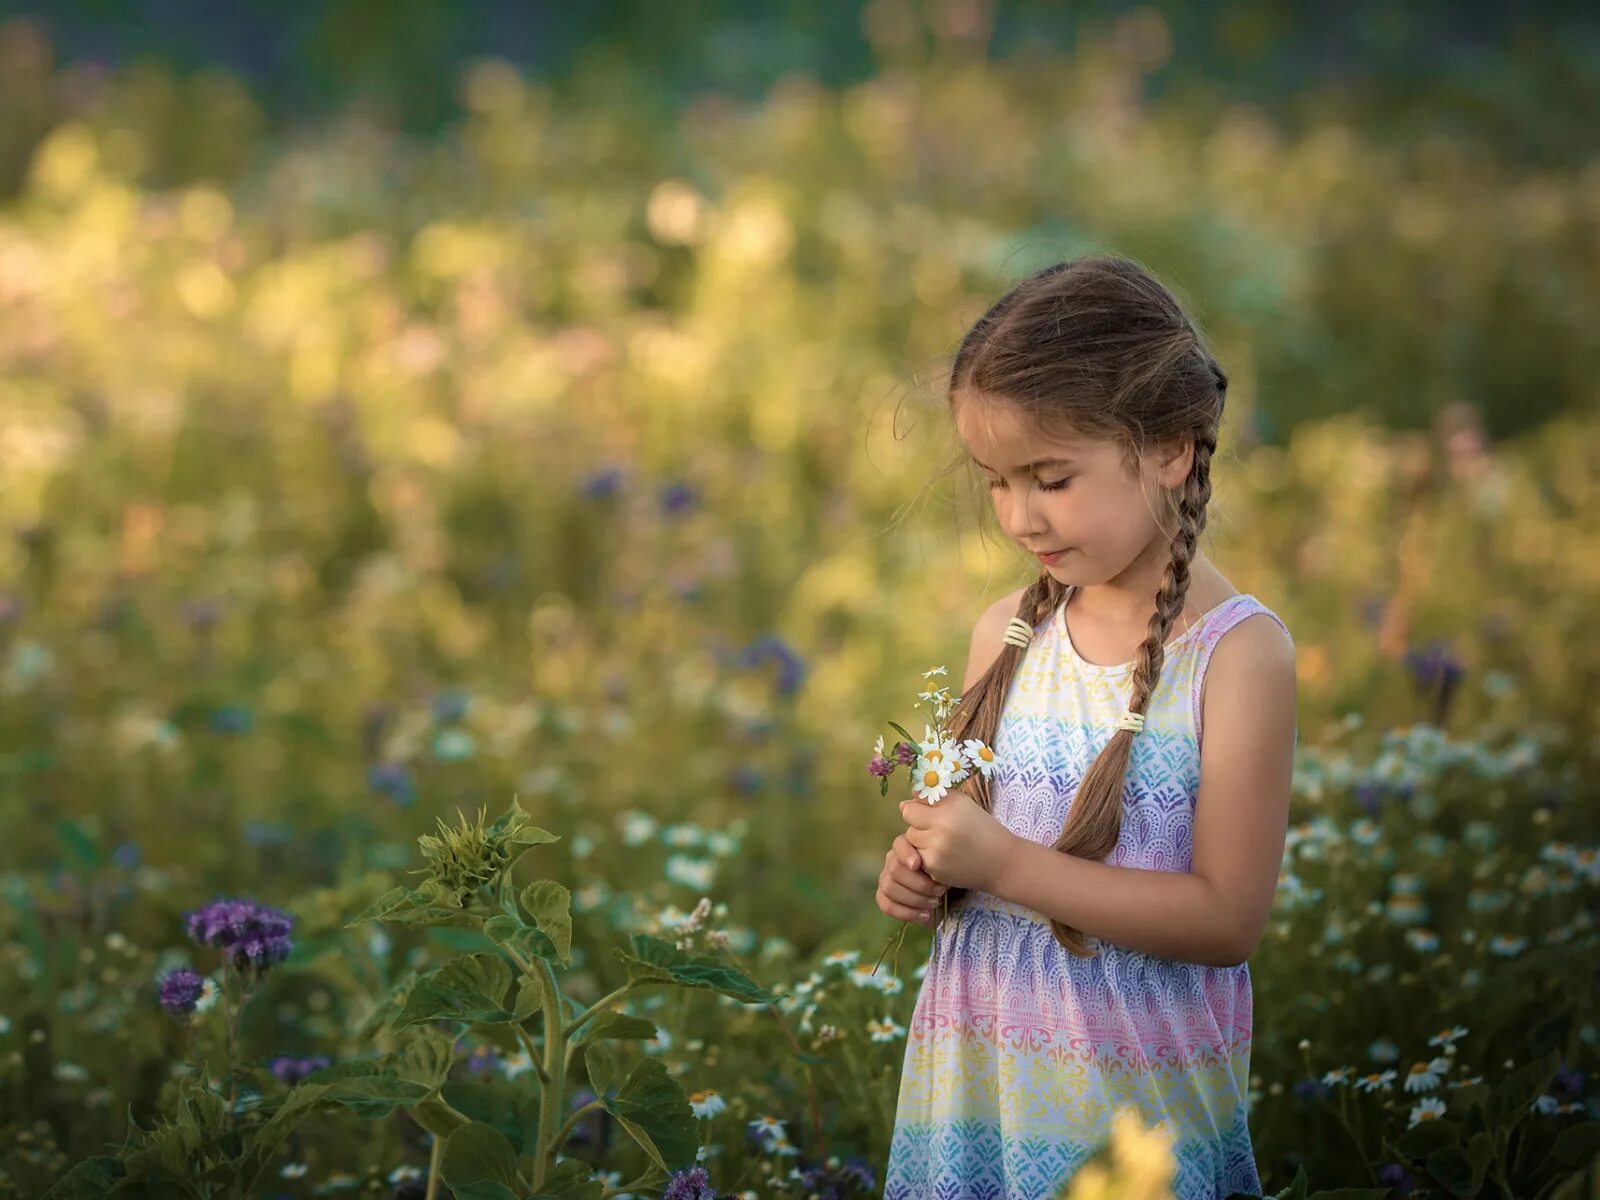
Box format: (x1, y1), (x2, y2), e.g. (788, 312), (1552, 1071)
(943, 255), (1229, 955)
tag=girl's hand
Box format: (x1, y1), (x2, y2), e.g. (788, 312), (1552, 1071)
(900, 787), (1020, 892)
(876, 833), (947, 926)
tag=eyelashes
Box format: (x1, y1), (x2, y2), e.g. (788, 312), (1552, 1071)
(986, 477), (1071, 493)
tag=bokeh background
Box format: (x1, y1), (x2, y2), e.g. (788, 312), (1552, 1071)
(2, 2), (1598, 1197)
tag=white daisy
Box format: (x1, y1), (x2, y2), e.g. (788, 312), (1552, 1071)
(1408, 1097), (1448, 1127)
(961, 739), (998, 778)
(921, 666), (948, 678)
(1404, 1060), (1443, 1093)
(1428, 1025), (1469, 1050)
(1321, 1067), (1353, 1088)
(911, 756), (955, 804)
(873, 734), (885, 757)
(1354, 1070), (1396, 1093)
(281, 1164), (309, 1179)
(867, 1017), (906, 1042)
(689, 1088), (726, 1118)
(821, 949), (860, 969)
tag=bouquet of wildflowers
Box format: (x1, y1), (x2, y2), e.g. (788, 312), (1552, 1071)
(867, 666), (1000, 973)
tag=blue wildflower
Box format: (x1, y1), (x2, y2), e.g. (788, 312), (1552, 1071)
(661, 1165), (718, 1200)
(268, 1055), (330, 1086)
(579, 465), (624, 499)
(659, 480), (698, 516)
(735, 634), (807, 698)
(368, 762), (416, 806)
(112, 842), (141, 870)
(158, 968), (206, 1017)
(185, 898), (294, 973)
(209, 705), (253, 734)
(432, 689), (472, 725)
(793, 1156), (877, 1198)
(1403, 641), (1463, 723)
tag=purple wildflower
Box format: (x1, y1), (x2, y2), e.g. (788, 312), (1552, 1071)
(268, 1055), (330, 1086)
(892, 741), (917, 767)
(729, 765), (764, 795)
(184, 898), (294, 972)
(661, 1165), (718, 1200)
(1353, 780), (1384, 817)
(158, 968), (206, 1017)
(1402, 640), (1464, 724)
(659, 480), (698, 516)
(368, 761), (416, 806)
(431, 689), (471, 725)
(1377, 1162), (1414, 1196)
(735, 634), (807, 698)
(178, 597), (223, 633)
(579, 464), (624, 499)
(794, 1156), (877, 1198)
(209, 705), (253, 734)
(1292, 1077), (1328, 1101)
(867, 756), (894, 778)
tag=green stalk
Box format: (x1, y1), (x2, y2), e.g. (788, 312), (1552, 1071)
(529, 955), (567, 1191)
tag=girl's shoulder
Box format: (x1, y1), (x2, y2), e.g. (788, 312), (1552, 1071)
(962, 586), (1032, 693)
(1196, 600), (1297, 744)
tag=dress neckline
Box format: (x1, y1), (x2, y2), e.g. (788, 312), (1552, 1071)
(1053, 585), (1249, 676)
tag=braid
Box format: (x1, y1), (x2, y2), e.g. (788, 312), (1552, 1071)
(1042, 429), (1217, 955)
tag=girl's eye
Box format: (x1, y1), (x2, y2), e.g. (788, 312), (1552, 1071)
(988, 477), (1071, 492)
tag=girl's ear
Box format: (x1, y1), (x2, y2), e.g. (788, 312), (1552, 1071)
(1153, 433), (1195, 489)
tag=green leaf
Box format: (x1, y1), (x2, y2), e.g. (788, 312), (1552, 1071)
(1486, 1051), (1559, 1130)
(1449, 1084), (1490, 1117)
(1396, 1117), (1460, 1160)
(439, 1121), (523, 1200)
(348, 885), (473, 929)
(572, 1010), (658, 1050)
(304, 1060), (435, 1119)
(240, 1083), (332, 1183)
(1556, 1122), (1600, 1167)
(484, 913), (560, 965)
(584, 1042), (620, 1097)
(441, 1080), (540, 1155)
(55, 819), (102, 870)
(613, 934), (777, 1005)
(42, 1157), (125, 1200)
(600, 1058), (699, 1175)
(520, 881), (573, 965)
(1427, 1139), (1490, 1196)
(530, 1158), (608, 1199)
(395, 1030), (457, 1091)
(391, 953), (517, 1030)
(1271, 1165), (1309, 1200)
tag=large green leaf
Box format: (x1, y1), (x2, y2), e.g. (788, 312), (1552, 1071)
(41, 1157), (125, 1200)
(572, 1010), (658, 1050)
(530, 1158), (607, 1200)
(484, 913), (560, 965)
(599, 1058), (699, 1175)
(239, 1084), (333, 1184)
(1485, 1051), (1559, 1130)
(613, 934), (776, 1005)
(441, 1080), (541, 1155)
(348, 885), (472, 929)
(391, 953), (518, 1030)
(520, 881), (573, 965)
(1556, 1122), (1600, 1167)
(439, 1121), (523, 1200)
(1396, 1117), (1460, 1160)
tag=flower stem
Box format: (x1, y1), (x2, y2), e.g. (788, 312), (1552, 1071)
(424, 1130), (442, 1200)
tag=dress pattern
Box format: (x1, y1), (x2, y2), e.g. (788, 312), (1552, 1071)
(882, 588), (1293, 1200)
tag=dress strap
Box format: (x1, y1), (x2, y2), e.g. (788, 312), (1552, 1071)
(1190, 596), (1294, 747)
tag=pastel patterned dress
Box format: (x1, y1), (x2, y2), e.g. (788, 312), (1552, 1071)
(883, 588), (1293, 1200)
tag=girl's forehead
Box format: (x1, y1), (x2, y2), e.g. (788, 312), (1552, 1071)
(955, 400), (1095, 465)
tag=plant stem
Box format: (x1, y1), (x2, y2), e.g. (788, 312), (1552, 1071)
(424, 1131), (442, 1200)
(725, 947), (828, 1165)
(564, 983), (635, 1040)
(514, 1022), (552, 1088)
(599, 1169), (663, 1199)
(549, 1099), (606, 1157)
(528, 955), (568, 1191)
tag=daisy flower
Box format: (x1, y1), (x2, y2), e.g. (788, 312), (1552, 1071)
(689, 1089), (727, 1119)
(921, 666), (948, 678)
(961, 739), (998, 778)
(1321, 1067), (1354, 1088)
(911, 756), (955, 804)
(849, 963), (888, 990)
(1404, 1060), (1443, 1093)
(822, 949), (860, 969)
(1408, 1097), (1448, 1127)
(1355, 1070), (1396, 1093)
(868, 1018), (906, 1042)
(1428, 1025), (1469, 1050)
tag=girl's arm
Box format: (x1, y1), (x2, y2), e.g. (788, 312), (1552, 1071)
(991, 613), (1297, 967)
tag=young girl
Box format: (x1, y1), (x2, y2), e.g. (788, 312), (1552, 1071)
(876, 256), (1297, 1199)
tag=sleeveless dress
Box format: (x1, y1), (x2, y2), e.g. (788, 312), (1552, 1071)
(882, 587), (1293, 1200)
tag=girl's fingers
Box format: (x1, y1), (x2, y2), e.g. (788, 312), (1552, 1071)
(885, 878), (943, 909)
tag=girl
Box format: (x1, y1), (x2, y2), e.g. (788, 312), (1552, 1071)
(876, 256), (1297, 1199)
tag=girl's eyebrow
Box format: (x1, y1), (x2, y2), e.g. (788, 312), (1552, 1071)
(971, 456), (1077, 471)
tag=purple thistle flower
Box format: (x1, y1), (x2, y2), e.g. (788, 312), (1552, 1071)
(184, 898), (294, 973)
(158, 968), (206, 1017)
(661, 1165), (718, 1200)
(1402, 640), (1464, 725)
(1377, 1162), (1414, 1196)
(892, 741), (917, 767)
(659, 480), (698, 516)
(867, 755), (894, 778)
(268, 1055), (330, 1086)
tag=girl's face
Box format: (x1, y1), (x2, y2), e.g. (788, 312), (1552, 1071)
(954, 398), (1190, 583)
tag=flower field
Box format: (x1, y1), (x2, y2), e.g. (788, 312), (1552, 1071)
(1, 14), (1597, 1198)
